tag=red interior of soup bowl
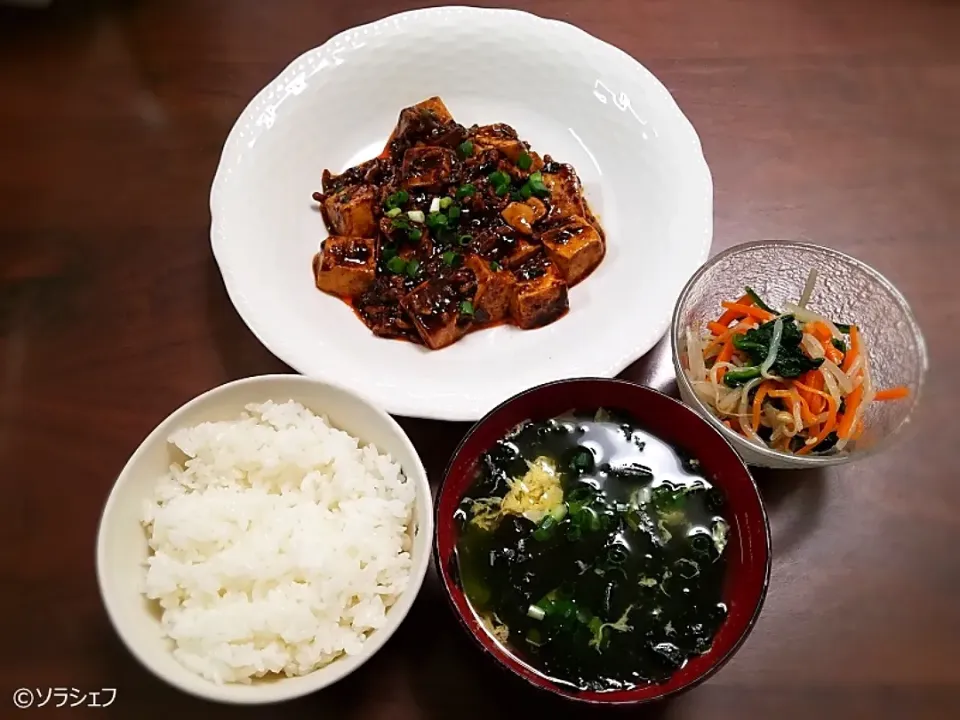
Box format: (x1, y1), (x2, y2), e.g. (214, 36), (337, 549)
(434, 378), (771, 704)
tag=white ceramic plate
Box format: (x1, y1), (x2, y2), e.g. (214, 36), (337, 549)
(210, 6), (712, 421)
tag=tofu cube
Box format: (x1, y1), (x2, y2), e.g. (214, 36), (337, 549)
(401, 146), (456, 189)
(543, 164), (586, 221)
(313, 236), (377, 297)
(510, 259), (569, 329)
(540, 216), (606, 285)
(465, 255), (516, 323)
(502, 238), (542, 269)
(388, 97), (456, 146)
(321, 184), (378, 237)
(400, 275), (474, 350)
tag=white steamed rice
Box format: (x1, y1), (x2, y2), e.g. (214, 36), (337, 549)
(140, 400), (415, 684)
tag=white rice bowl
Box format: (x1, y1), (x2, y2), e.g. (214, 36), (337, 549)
(140, 400), (416, 685)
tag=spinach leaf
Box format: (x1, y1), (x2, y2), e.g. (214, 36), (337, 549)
(731, 315), (823, 379)
(723, 366), (761, 387)
(745, 286), (777, 314)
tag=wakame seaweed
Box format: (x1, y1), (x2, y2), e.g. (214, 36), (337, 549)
(453, 410), (729, 692)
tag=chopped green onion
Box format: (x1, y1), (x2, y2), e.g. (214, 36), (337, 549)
(487, 170), (511, 189)
(490, 261), (502, 271)
(458, 234), (472, 246)
(385, 207), (402, 218)
(407, 210), (425, 223)
(519, 183), (533, 200)
(386, 256), (407, 274)
(458, 140), (474, 158)
(381, 245), (397, 262)
(391, 216), (410, 229)
(429, 197), (441, 213)
(581, 506), (602, 532)
(426, 212), (448, 229)
(494, 184), (509, 197)
(456, 183), (476, 199)
(533, 515), (556, 541)
(405, 259), (420, 278)
(441, 250), (458, 266)
(510, 190), (523, 201)
(460, 300), (475, 316)
(527, 604), (546, 621)
(527, 171), (548, 196)
(407, 228), (422, 241)
(447, 206), (461, 220)
(383, 189), (409, 209)
(517, 152), (533, 171)
(439, 197), (454, 210)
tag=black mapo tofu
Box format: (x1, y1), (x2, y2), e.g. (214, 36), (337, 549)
(540, 215), (606, 285)
(509, 255), (569, 329)
(311, 96), (604, 349)
(386, 97), (459, 150)
(321, 185), (378, 237)
(401, 146), (457, 190)
(542, 163), (586, 221)
(313, 236), (377, 297)
(472, 124), (543, 173)
(400, 269), (479, 350)
(465, 255), (515, 323)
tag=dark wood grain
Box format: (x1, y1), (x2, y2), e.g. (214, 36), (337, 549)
(1, 1), (958, 718)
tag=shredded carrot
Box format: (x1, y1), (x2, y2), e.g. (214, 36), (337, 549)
(812, 322), (834, 344)
(794, 373), (814, 412)
(751, 381), (774, 432)
(837, 384), (864, 440)
(875, 386), (910, 401)
(824, 345), (844, 364)
(720, 301), (775, 322)
(715, 339), (737, 381)
(808, 370), (826, 414)
(793, 389), (817, 427)
(841, 325), (860, 372)
(708, 321), (730, 336)
(704, 317), (756, 354)
(716, 294), (753, 326)
(794, 381), (838, 454)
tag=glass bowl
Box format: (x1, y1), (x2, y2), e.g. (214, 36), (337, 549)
(671, 241), (927, 469)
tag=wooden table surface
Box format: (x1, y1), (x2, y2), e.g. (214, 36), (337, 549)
(1, 1), (957, 717)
